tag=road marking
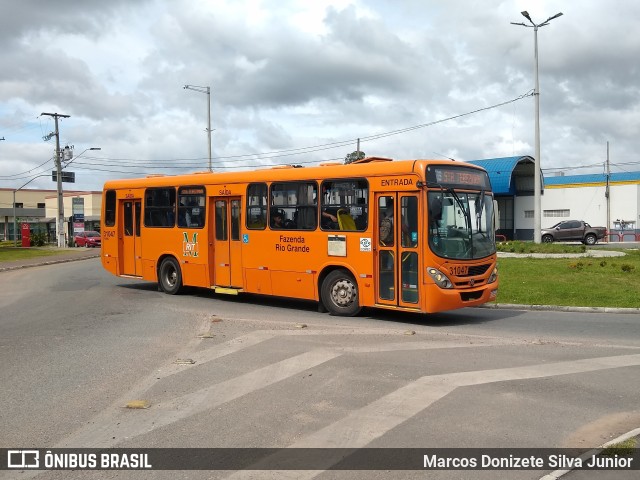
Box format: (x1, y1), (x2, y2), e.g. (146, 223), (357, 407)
(225, 353), (640, 479)
(59, 349), (341, 448)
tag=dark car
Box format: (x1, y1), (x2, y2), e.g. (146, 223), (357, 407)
(74, 231), (101, 248)
(540, 220), (606, 245)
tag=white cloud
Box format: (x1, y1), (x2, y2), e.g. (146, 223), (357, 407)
(1, 0), (639, 191)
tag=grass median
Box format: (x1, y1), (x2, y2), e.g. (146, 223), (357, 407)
(0, 242), (93, 263)
(495, 242), (640, 308)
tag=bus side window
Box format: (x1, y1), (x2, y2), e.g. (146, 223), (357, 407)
(320, 179), (368, 231)
(145, 187), (176, 228)
(247, 183), (267, 229)
(177, 186), (205, 229)
(270, 181), (317, 231)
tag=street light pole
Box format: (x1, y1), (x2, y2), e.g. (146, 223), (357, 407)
(511, 11), (563, 243)
(183, 84), (213, 172)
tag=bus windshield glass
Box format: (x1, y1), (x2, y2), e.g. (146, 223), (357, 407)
(428, 190), (495, 260)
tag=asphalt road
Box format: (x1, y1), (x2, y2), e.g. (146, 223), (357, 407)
(1, 258), (639, 479)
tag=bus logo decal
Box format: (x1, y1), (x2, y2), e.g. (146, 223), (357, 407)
(360, 238), (372, 252)
(182, 232), (199, 257)
(242, 234), (249, 244)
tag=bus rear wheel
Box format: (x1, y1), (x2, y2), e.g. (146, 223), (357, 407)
(159, 257), (182, 295)
(321, 270), (361, 317)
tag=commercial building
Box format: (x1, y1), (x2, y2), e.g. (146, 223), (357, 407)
(468, 156), (640, 241)
(0, 188), (102, 244)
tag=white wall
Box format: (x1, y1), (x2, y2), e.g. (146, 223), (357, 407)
(540, 183), (638, 230)
(514, 195), (534, 232)
(542, 186), (606, 228)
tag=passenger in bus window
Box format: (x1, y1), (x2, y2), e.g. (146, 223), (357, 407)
(271, 211), (283, 229)
(321, 210), (338, 229)
(167, 203), (176, 226)
(380, 206), (394, 246)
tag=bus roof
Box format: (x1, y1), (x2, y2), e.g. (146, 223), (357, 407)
(102, 158), (486, 190)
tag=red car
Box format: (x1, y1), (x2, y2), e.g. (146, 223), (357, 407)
(74, 231), (101, 248)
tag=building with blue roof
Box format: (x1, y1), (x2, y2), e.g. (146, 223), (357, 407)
(467, 156), (639, 241)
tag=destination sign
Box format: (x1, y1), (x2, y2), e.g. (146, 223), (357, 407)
(426, 166), (490, 189)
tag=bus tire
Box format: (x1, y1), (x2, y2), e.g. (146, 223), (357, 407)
(159, 257), (182, 295)
(321, 269), (361, 317)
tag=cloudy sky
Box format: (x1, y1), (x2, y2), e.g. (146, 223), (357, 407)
(1, 0), (639, 192)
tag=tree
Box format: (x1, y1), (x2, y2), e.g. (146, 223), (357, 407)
(344, 150), (365, 164)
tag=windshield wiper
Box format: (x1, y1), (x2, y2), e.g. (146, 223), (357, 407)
(476, 189), (485, 233)
(445, 188), (471, 233)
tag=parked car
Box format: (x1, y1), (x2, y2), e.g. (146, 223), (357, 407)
(74, 231), (101, 248)
(541, 220), (606, 245)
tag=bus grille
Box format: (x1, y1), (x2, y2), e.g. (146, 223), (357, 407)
(460, 290), (484, 302)
(459, 264), (491, 277)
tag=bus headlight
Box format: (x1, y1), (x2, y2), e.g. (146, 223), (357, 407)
(427, 267), (453, 289)
(487, 267), (498, 284)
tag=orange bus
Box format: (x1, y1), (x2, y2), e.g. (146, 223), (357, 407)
(100, 157), (498, 315)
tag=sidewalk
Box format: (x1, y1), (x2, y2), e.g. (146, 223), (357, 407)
(0, 247), (101, 272)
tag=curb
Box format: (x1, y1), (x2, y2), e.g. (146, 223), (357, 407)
(480, 303), (640, 315)
(0, 253), (100, 273)
(539, 429), (640, 479)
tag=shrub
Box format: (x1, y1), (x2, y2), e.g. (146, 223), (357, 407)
(621, 264), (635, 273)
(30, 232), (48, 247)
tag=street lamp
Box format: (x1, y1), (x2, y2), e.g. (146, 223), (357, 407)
(183, 84), (213, 172)
(512, 10), (563, 243)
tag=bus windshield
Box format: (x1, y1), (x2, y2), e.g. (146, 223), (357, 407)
(428, 190), (495, 260)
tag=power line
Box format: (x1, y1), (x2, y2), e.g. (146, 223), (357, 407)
(3, 91), (533, 179)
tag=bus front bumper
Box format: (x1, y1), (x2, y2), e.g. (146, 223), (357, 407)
(424, 282), (498, 313)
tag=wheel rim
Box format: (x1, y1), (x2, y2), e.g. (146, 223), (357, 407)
(331, 279), (356, 308)
(164, 265), (177, 287)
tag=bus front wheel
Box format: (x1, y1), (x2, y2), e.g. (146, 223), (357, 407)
(159, 257), (182, 295)
(321, 270), (361, 317)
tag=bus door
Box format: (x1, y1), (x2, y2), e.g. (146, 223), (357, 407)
(375, 193), (420, 308)
(121, 197), (142, 276)
(211, 197), (243, 288)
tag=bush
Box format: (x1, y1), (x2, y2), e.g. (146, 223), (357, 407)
(30, 232), (48, 247)
(621, 264), (635, 273)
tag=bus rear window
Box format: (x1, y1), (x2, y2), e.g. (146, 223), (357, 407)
(104, 190), (116, 227)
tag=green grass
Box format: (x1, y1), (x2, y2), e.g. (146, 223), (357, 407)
(497, 240), (587, 254)
(496, 249), (640, 308)
(0, 242), (67, 262)
(601, 438), (636, 456)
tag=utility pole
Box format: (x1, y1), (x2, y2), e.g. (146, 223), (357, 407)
(605, 141), (610, 242)
(41, 112), (70, 248)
